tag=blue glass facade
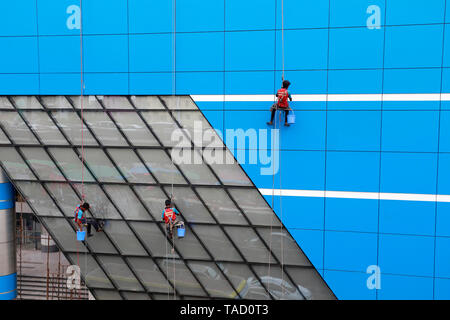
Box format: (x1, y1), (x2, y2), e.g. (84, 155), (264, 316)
(0, 0), (449, 299)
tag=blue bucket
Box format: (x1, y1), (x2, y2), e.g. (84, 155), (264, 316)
(287, 113), (295, 124)
(177, 226), (185, 238)
(77, 231), (86, 241)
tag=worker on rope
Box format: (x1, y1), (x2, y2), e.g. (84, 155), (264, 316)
(162, 199), (181, 239)
(267, 80), (293, 127)
(74, 202), (105, 237)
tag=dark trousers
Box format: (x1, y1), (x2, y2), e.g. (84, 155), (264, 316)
(270, 108), (289, 123)
(86, 218), (102, 235)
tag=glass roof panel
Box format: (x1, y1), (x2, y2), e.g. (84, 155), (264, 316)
(127, 257), (172, 294)
(0, 111), (39, 144)
(138, 149), (187, 184)
(15, 181), (63, 217)
(0, 97), (13, 109)
(48, 148), (95, 182)
(20, 147), (65, 181)
(82, 112), (128, 146)
(72, 183), (122, 219)
(0, 127), (10, 144)
(51, 111), (98, 146)
(175, 148), (220, 185)
(205, 149), (252, 186)
(98, 96), (133, 109)
(12, 96), (43, 109)
(160, 96), (198, 110)
(67, 253), (115, 289)
(131, 96), (165, 109)
(69, 96), (102, 109)
(133, 185), (168, 220)
(187, 261), (236, 298)
(103, 220), (148, 256)
(40, 96), (73, 109)
(21, 111), (67, 145)
(41, 217), (87, 253)
(103, 185), (153, 221)
(79, 148), (124, 183)
(110, 112), (159, 146)
(0, 147), (36, 180)
(140, 111), (179, 147)
(97, 255), (144, 291)
(107, 148), (155, 184)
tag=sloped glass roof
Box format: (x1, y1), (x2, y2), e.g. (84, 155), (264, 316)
(0, 95), (335, 300)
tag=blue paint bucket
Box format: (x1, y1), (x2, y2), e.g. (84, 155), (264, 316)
(287, 112), (295, 124)
(77, 231), (86, 241)
(177, 226), (185, 238)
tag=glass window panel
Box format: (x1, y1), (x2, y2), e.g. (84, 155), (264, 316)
(92, 290), (122, 300)
(41, 96), (73, 109)
(67, 253), (115, 289)
(122, 292), (151, 300)
(0, 97), (13, 109)
(140, 111), (179, 146)
(228, 188), (280, 227)
(187, 261), (235, 298)
(103, 185), (152, 221)
(195, 187), (247, 225)
(52, 111), (98, 145)
(163, 187), (215, 223)
(83, 112), (128, 146)
(73, 183), (122, 219)
(20, 147), (65, 181)
(175, 148), (220, 185)
(252, 265), (307, 300)
(0, 127), (10, 143)
(205, 149), (252, 186)
(134, 186), (169, 220)
(224, 226), (274, 264)
(41, 217), (87, 252)
(256, 228), (311, 267)
(12, 96), (43, 109)
(98, 96), (133, 109)
(97, 255), (144, 291)
(217, 263), (269, 300)
(156, 258), (205, 296)
(21, 111), (67, 144)
(79, 148), (124, 183)
(285, 267), (335, 300)
(110, 112), (159, 146)
(0, 147), (35, 180)
(174, 111), (222, 148)
(127, 257), (172, 294)
(45, 182), (83, 217)
(0, 112), (39, 144)
(131, 96), (165, 109)
(16, 181), (62, 217)
(104, 220), (147, 255)
(138, 149), (187, 184)
(49, 148), (95, 182)
(69, 96), (102, 109)
(160, 96), (198, 110)
(107, 149), (155, 184)
(191, 225), (242, 262)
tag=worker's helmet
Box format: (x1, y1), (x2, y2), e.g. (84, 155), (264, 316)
(165, 199), (171, 207)
(82, 202), (90, 210)
(282, 80), (291, 89)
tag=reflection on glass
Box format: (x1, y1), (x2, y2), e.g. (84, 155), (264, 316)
(79, 148), (124, 183)
(138, 149), (186, 184)
(97, 255), (144, 291)
(257, 228), (311, 267)
(52, 111), (98, 145)
(110, 112), (159, 146)
(191, 225), (242, 262)
(49, 148), (95, 182)
(107, 148), (155, 184)
(228, 189), (280, 227)
(22, 111), (67, 144)
(163, 187), (215, 223)
(160, 96), (198, 110)
(83, 112), (128, 146)
(103, 185), (152, 221)
(285, 267), (335, 300)
(16, 182), (62, 217)
(20, 147), (65, 181)
(187, 261), (235, 298)
(42, 217), (87, 253)
(67, 253), (115, 289)
(156, 258), (205, 296)
(0, 147), (36, 180)
(0, 112), (38, 144)
(127, 257), (171, 294)
(195, 187), (247, 225)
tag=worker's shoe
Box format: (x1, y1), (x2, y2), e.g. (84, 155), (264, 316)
(88, 233), (94, 237)
(284, 122), (290, 127)
(267, 121), (273, 126)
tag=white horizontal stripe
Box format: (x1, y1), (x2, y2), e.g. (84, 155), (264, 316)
(258, 188), (450, 203)
(192, 93), (450, 102)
